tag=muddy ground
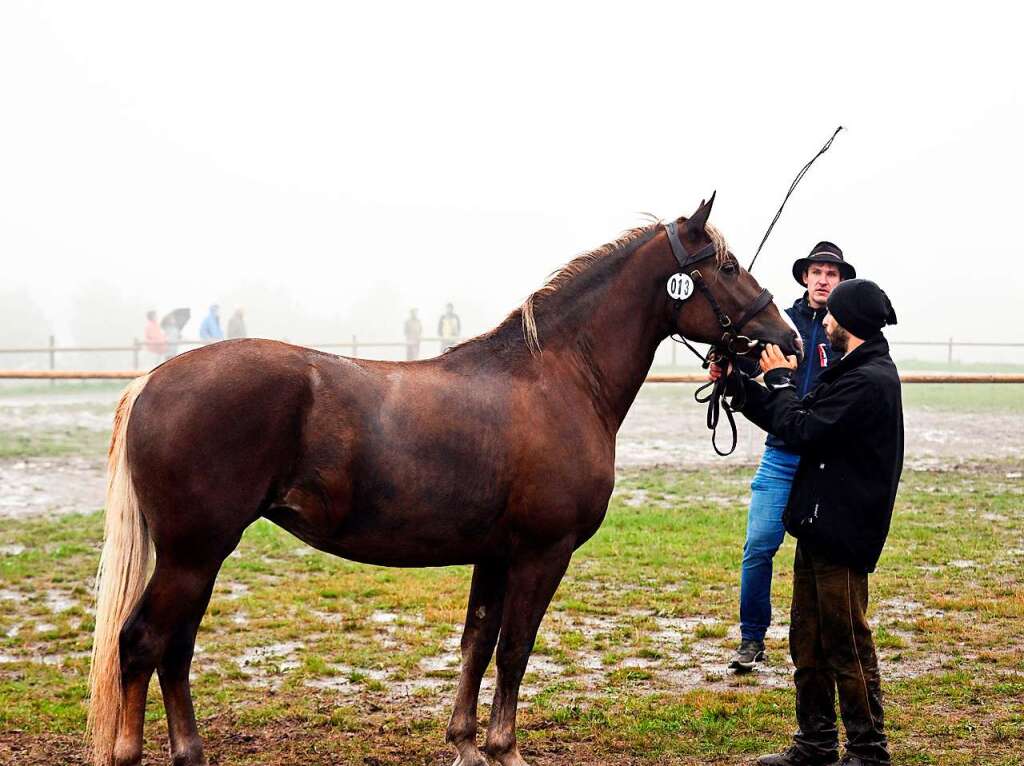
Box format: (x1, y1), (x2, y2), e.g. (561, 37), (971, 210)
(1, 386), (1022, 765)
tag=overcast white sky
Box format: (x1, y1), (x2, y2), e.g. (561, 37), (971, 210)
(2, 1), (1022, 357)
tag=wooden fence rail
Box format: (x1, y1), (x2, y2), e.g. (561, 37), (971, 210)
(3, 335), (1024, 369)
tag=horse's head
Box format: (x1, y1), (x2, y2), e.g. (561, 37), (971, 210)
(661, 195), (802, 361)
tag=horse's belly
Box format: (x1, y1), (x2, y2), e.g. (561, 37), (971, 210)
(266, 500), (503, 568)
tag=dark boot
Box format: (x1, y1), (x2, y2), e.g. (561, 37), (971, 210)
(756, 745), (839, 766)
(838, 755), (889, 766)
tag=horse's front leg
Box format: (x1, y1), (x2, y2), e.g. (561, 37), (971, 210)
(446, 560), (507, 766)
(483, 538), (574, 766)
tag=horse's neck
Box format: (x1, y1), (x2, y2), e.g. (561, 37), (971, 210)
(548, 252), (668, 432)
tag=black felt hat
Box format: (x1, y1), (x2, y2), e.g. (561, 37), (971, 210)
(826, 279), (898, 339)
(792, 241), (856, 285)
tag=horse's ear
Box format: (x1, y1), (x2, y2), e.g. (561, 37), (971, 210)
(685, 191), (716, 235)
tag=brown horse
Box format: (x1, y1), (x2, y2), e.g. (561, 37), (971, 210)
(88, 197), (800, 766)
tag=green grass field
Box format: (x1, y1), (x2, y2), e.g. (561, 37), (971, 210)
(1, 463), (1021, 765)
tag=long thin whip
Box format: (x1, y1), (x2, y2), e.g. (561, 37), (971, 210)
(747, 126), (844, 272)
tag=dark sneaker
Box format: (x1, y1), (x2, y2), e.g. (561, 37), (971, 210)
(756, 745), (839, 766)
(729, 638), (766, 672)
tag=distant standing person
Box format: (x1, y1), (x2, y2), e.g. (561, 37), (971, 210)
(438, 302), (461, 352)
(199, 305), (224, 344)
(227, 308), (247, 339)
(142, 311), (166, 367)
(404, 308), (423, 361)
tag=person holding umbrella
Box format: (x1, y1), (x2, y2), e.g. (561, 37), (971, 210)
(160, 308), (191, 359)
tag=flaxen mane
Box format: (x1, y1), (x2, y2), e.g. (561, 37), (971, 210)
(519, 220), (730, 353)
(451, 217), (730, 357)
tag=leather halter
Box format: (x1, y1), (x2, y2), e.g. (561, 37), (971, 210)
(663, 221), (774, 354)
(663, 221), (776, 456)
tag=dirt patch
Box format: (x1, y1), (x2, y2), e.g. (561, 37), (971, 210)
(0, 456), (105, 518)
(0, 724), (752, 766)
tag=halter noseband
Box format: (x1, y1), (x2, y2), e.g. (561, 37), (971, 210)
(663, 221), (775, 456)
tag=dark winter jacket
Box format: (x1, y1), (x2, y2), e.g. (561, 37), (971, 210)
(738, 294), (835, 452)
(736, 335), (904, 573)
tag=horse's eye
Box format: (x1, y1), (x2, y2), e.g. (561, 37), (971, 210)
(722, 262), (737, 274)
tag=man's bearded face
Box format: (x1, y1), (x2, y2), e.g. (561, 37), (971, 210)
(824, 312), (849, 354)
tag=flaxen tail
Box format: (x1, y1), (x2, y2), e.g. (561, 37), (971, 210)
(88, 374), (152, 766)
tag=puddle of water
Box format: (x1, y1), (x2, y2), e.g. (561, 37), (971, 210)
(419, 654), (458, 673)
(235, 641), (305, 673)
(45, 590), (76, 613)
(305, 676), (360, 692)
(623, 490), (650, 508)
(223, 583), (250, 601)
(878, 597), (946, 620)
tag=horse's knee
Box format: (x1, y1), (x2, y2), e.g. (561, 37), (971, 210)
(494, 644), (530, 679)
(446, 712), (476, 745)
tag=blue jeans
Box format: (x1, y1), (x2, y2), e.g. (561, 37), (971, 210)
(740, 446), (800, 642)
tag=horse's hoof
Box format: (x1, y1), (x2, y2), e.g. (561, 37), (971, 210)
(486, 747), (530, 766)
(451, 744), (489, 766)
(452, 754), (489, 766)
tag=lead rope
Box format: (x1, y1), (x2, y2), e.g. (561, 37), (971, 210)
(670, 317), (744, 457)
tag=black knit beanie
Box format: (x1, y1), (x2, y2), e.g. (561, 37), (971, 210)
(826, 279), (898, 339)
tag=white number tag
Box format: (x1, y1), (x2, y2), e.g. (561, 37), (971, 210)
(667, 273), (694, 301)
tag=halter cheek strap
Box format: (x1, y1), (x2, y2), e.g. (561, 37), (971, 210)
(662, 222), (774, 345)
(662, 221), (775, 456)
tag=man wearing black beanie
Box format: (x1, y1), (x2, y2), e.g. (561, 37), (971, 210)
(716, 279), (903, 766)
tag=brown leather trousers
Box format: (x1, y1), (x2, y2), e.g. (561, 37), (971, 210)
(789, 542), (890, 764)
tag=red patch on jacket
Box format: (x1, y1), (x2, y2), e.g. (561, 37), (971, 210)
(818, 343), (828, 368)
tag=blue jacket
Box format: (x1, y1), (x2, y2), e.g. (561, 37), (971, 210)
(766, 294), (835, 452)
(199, 312), (224, 342)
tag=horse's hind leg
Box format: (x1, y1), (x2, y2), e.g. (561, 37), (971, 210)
(446, 560), (507, 766)
(483, 539), (574, 766)
(116, 557), (224, 766)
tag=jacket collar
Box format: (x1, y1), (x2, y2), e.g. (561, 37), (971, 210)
(792, 293), (827, 319)
(819, 334), (891, 384)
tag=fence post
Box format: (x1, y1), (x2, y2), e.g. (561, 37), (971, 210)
(49, 335), (55, 386)
(672, 342), (677, 368)
(947, 337), (953, 365)
(133, 338), (140, 371)
(352, 334), (358, 357)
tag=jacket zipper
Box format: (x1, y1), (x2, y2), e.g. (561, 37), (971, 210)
(800, 310), (819, 396)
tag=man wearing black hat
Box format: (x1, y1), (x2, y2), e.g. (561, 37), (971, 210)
(718, 279), (903, 766)
(728, 242), (855, 674)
